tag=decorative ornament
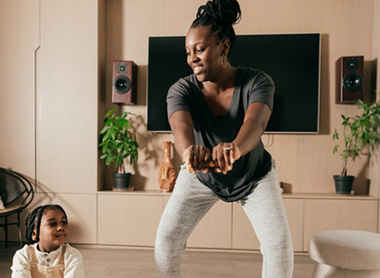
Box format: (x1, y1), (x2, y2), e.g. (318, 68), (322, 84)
(158, 141), (176, 192)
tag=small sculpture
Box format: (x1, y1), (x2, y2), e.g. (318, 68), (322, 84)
(158, 141), (176, 192)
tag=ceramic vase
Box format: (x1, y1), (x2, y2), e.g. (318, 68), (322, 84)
(158, 141), (176, 192)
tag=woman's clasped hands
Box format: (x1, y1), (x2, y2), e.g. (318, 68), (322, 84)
(183, 143), (241, 175)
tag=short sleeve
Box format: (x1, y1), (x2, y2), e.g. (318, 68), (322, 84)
(247, 70), (275, 111)
(166, 77), (193, 121)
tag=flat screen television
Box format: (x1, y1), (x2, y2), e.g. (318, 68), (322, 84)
(147, 33), (320, 133)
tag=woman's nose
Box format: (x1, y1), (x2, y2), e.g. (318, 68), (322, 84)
(188, 51), (199, 63)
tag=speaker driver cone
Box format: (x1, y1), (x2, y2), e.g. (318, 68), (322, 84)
(114, 76), (131, 94)
(117, 62), (129, 74)
(346, 57), (360, 71)
(343, 72), (363, 92)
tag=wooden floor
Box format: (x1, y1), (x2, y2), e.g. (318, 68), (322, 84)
(0, 244), (315, 277)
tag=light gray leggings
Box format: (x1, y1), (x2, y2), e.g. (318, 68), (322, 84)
(155, 162), (294, 277)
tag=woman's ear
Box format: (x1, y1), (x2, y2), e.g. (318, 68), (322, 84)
(221, 39), (231, 56)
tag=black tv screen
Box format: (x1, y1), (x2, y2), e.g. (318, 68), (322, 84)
(147, 33), (320, 133)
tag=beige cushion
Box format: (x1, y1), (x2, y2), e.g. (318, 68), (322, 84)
(0, 204), (22, 214)
(309, 230), (380, 271)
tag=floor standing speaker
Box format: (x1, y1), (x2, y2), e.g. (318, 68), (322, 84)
(335, 56), (363, 104)
(112, 60), (137, 104)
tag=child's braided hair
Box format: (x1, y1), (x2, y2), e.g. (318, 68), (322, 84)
(25, 204), (67, 244)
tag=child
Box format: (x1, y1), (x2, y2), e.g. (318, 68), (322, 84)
(11, 204), (85, 277)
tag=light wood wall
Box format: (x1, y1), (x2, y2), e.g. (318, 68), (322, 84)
(105, 0), (377, 194)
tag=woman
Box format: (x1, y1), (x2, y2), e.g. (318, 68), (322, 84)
(155, 0), (294, 277)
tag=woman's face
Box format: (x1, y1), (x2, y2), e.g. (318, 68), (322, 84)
(185, 25), (224, 82)
(33, 208), (69, 252)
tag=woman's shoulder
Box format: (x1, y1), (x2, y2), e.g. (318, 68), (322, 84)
(168, 74), (198, 95)
(238, 67), (271, 79)
(172, 73), (197, 87)
(237, 67), (274, 86)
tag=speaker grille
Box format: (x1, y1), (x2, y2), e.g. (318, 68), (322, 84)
(114, 76), (131, 94)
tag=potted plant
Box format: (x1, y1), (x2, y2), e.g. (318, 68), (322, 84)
(333, 96), (380, 194)
(99, 109), (139, 191)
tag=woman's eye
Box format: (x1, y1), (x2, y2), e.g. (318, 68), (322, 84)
(196, 48), (204, 53)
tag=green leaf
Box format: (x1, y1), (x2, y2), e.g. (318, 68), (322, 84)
(105, 109), (116, 118)
(333, 130), (339, 140)
(99, 108), (139, 168)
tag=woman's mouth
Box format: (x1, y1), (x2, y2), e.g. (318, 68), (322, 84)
(193, 66), (202, 74)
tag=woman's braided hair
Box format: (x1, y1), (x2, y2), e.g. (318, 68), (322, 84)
(25, 204), (67, 244)
(191, 0), (241, 55)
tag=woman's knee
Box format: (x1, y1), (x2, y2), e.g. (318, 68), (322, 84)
(261, 235), (293, 259)
(155, 221), (187, 251)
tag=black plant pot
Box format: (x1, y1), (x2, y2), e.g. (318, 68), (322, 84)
(112, 173), (132, 191)
(333, 175), (354, 194)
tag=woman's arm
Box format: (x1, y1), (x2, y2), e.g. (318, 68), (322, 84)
(169, 110), (195, 159)
(233, 102), (272, 155)
(169, 110), (212, 174)
(213, 102), (272, 173)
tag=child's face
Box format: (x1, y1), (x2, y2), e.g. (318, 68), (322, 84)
(33, 208), (69, 252)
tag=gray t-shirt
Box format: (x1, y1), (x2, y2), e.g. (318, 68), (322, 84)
(167, 67), (274, 202)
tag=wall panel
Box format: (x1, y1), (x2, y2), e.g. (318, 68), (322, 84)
(0, 0), (39, 178)
(37, 0), (98, 193)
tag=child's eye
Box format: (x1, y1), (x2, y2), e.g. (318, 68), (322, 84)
(48, 222), (57, 227)
(61, 221), (68, 226)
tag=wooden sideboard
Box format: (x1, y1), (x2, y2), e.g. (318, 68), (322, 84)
(97, 191), (378, 252)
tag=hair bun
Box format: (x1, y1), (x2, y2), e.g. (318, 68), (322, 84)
(198, 0), (241, 26)
(192, 0), (241, 52)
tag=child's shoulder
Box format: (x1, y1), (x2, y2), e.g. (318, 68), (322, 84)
(64, 243), (78, 251)
(12, 244), (35, 262)
(63, 243), (83, 260)
(17, 244), (35, 254)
